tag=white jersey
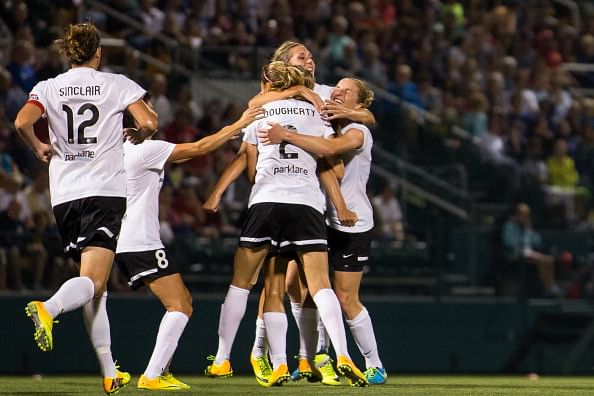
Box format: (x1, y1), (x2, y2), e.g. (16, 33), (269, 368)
(28, 67), (146, 207)
(314, 83), (333, 101)
(327, 123), (374, 232)
(116, 140), (175, 253)
(243, 98), (334, 213)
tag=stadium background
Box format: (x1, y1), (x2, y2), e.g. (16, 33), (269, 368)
(1, 0), (594, 376)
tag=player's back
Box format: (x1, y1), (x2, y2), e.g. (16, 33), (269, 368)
(30, 67), (145, 206)
(244, 98), (334, 213)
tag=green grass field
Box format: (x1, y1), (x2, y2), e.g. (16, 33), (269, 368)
(1, 375), (593, 396)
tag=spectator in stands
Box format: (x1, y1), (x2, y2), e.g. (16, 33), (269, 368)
(6, 40), (37, 93)
(0, 171), (25, 290)
(387, 64), (424, 109)
(149, 73), (173, 127)
(546, 138), (589, 224)
(0, 66), (27, 121)
(461, 91), (488, 138)
(501, 202), (562, 298)
(372, 184), (404, 242)
(478, 111), (521, 201)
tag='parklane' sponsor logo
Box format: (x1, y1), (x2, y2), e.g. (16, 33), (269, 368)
(273, 164), (309, 176)
(64, 150), (95, 161)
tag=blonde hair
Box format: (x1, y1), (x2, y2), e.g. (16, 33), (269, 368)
(261, 61), (313, 91)
(350, 78), (374, 108)
(271, 41), (305, 63)
(55, 22), (100, 65)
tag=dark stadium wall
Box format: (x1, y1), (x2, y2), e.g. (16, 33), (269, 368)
(2, 295), (591, 375)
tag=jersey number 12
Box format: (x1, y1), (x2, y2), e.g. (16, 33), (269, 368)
(62, 103), (99, 144)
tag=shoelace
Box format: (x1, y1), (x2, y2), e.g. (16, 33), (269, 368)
(256, 356), (272, 376)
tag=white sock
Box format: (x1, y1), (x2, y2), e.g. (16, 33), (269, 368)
(82, 291), (115, 378)
(214, 285), (249, 364)
(144, 311), (189, 379)
(346, 308), (383, 369)
(316, 314), (331, 354)
(263, 312), (287, 369)
(312, 288), (349, 359)
(44, 276), (94, 318)
(299, 308), (318, 359)
(251, 318), (267, 358)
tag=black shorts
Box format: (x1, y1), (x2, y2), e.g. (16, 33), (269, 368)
(327, 227), (371, 272)
(239, 203), (327, 255)
(115, 248), (179, 290)
(53, 196), (126, 262)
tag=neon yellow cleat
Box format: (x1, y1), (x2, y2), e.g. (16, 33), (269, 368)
(104, 369), (131, 394)
(137, 374), (182, 391)
(260, 363), (290, 387)
(336, 355), (368, 387)
(292, 357), (322, 382)
(250, 354), (272, 386)
(162, 373), (190, 389)
(314, 353), (341, 386)
(204, 355), (233, 378)
(25, 301), (55, 352)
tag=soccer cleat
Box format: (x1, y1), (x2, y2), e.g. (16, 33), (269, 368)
(104, 369), (131, 394)
(204, 355), (233, 378)
(336, 356), (368, 387)
(162, 373), (191, 389)
(291, 357), (322, 382)
(261, 363), (291, 387)
(364, 367), (387, 385)
(250, 354), (272, 386)
(25, 301), (56, 352)
(314, 353), (341, 386)
(137, 374), (182, 391)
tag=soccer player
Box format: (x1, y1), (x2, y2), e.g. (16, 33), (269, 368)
(205, 61), (367, 387)
(258, 77), (387, 385)
(204, 41), (374, 386)
(14, 22), (156, 394)
(116, 96), (264, 391)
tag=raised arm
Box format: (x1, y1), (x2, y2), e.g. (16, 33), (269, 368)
(168, 106), (264, 163)
(322, 100), (375, 126)
(14, 103), (52, 163)
(124, 98), (159, 143)
(258, 122), (364, 157)
(318, 158), (357, 226)
(203, 143), (249, 213)
(248, 85), (323, 112)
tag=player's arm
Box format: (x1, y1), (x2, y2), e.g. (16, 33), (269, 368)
(245, 142), (258, 183)
(14, 103), (52, 163)
(248, 85), (323, 112)
(203, 143), (249, 213)
(124, 98), (159, 143)
(318, 158), (357, 226)
(258, 122), (364, 157)
(168, 106), (264, 163)
(323, 100), (375, 126)
(324, 152), (345, 181)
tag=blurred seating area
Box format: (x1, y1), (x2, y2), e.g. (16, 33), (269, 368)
(2, 1), (594, 299)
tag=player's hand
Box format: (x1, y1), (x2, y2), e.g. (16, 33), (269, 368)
(337, 207), (358, 227)
(123, 127), (145, 144)
(322, 100), (353, 121)
(238, 106), (266, 128)
(257, 122), (287, 145)
(297, 87), (323, 113)
(203, 193), (221, 213)
(34, 143), (52, 163)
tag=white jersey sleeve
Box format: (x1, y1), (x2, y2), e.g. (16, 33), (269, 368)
(28, 68), (146, 207)
(117, 140), (175, 253)
(314, 83), (334, 101)
(326, 122), (374, 232)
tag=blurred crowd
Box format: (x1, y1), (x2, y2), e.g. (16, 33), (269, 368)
(3, 0), (594, 292)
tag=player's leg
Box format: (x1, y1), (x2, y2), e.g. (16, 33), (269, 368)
(299, 250), (367, 387)
(137, 273), (192, 390)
